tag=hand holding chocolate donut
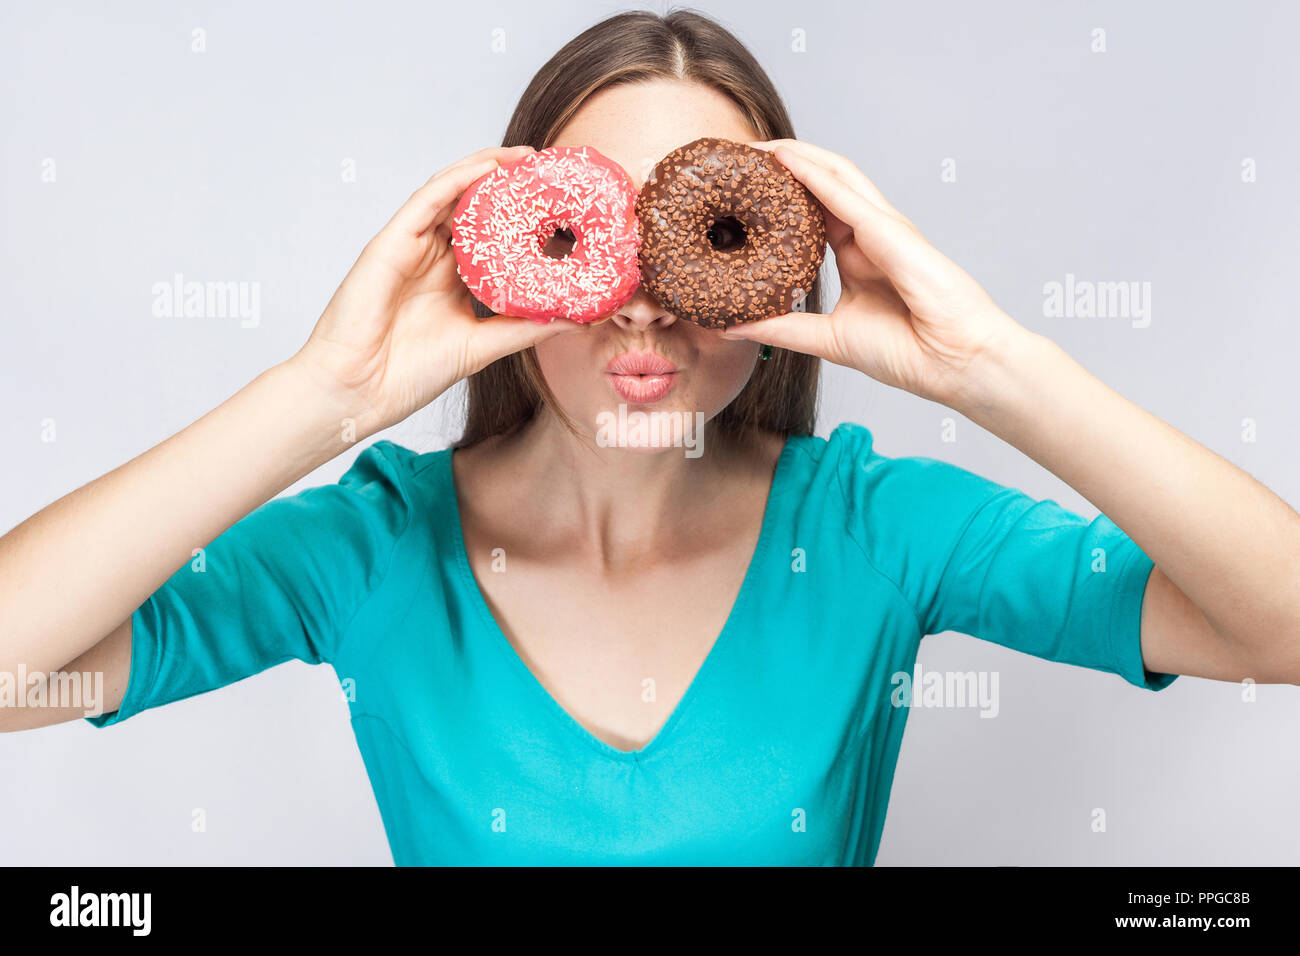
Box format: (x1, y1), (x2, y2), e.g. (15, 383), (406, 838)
(718, 139), (1023, 407)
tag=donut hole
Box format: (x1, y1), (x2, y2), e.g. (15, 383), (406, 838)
(706, 216), (747, 252)
(541, 226), (577, 259)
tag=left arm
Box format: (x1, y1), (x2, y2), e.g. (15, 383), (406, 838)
(725, 138), (1300, 684)
(957, 328), (1300, 684)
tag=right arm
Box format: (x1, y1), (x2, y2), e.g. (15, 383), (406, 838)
(0, 360), (354, 731)
(0, 144), (585, 731)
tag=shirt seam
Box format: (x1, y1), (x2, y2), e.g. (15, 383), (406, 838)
(1105, 533), (1153, 684)
(834, 436), (1016, 637)
(839, 524), (927, 638)
(936, 489), (1041, 638)
(94, 603), (156, 725)
(331, 441), (418, 667)
(829, 439), (928, 637)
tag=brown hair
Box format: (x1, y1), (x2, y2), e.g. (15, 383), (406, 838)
(453, 8), (822, 449)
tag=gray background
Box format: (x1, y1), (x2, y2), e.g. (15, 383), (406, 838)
(2, 0), (1297, 864)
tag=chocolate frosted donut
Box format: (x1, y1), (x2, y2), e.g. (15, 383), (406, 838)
(635, 137), (827, 328)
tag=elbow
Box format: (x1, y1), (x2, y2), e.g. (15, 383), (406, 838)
(1218, 615), (1300, 685)
(1256, 624), (1300, 685)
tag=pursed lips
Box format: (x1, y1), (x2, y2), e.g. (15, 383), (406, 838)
(605, 350), (679, 403)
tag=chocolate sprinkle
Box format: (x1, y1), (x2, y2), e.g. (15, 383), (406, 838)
(635, 137), (828, 328)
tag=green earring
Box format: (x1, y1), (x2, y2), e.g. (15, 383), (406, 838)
(759, 344), (773, 361)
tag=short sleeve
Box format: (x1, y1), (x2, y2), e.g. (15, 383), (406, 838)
(85, 440), (417, 727)
(834, 422), (1178, 691)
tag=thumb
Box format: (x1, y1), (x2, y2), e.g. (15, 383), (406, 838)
(720, 312), (837, 361)
(469, 314), (589, 367)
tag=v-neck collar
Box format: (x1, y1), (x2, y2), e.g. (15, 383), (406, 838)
(438, 435), (796, 763)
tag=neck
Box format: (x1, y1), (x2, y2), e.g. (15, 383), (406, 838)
(489, 405), (775, 570)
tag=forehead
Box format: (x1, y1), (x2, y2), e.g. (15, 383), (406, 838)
(548, 78), (760, 189)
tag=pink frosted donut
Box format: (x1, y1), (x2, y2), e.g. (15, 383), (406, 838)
(449, 145), (641, 324)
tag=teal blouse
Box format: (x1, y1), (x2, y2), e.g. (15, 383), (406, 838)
(87, 422), (1177, 864)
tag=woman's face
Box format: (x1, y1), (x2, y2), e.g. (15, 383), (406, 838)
(535, 78), (764, 450)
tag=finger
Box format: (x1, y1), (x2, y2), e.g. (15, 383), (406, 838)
(770, 144), (928, 286)
(821, 205), (884, 282)
(434, 144), (536, 185)
(447, 143), (536, 170)
(363, 162), (499, 280)
(746, 142), (884, 283)
(718, 311), (844, 364)
(822, 204), (854, 248)
(469, 314), (589, 367)
(383, 159), (498, 240)
(404, 223), (461, 295)
(720, 311), (862, 370)
(751, 138), (905, 221)
(387, 145), (534, 238)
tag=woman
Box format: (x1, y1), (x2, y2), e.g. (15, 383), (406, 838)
(2, 10), (1297, 866)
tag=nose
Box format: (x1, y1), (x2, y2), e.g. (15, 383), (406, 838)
(608, 285), (677, 331)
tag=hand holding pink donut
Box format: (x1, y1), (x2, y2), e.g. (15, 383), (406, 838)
(291, 146), (589, 441)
